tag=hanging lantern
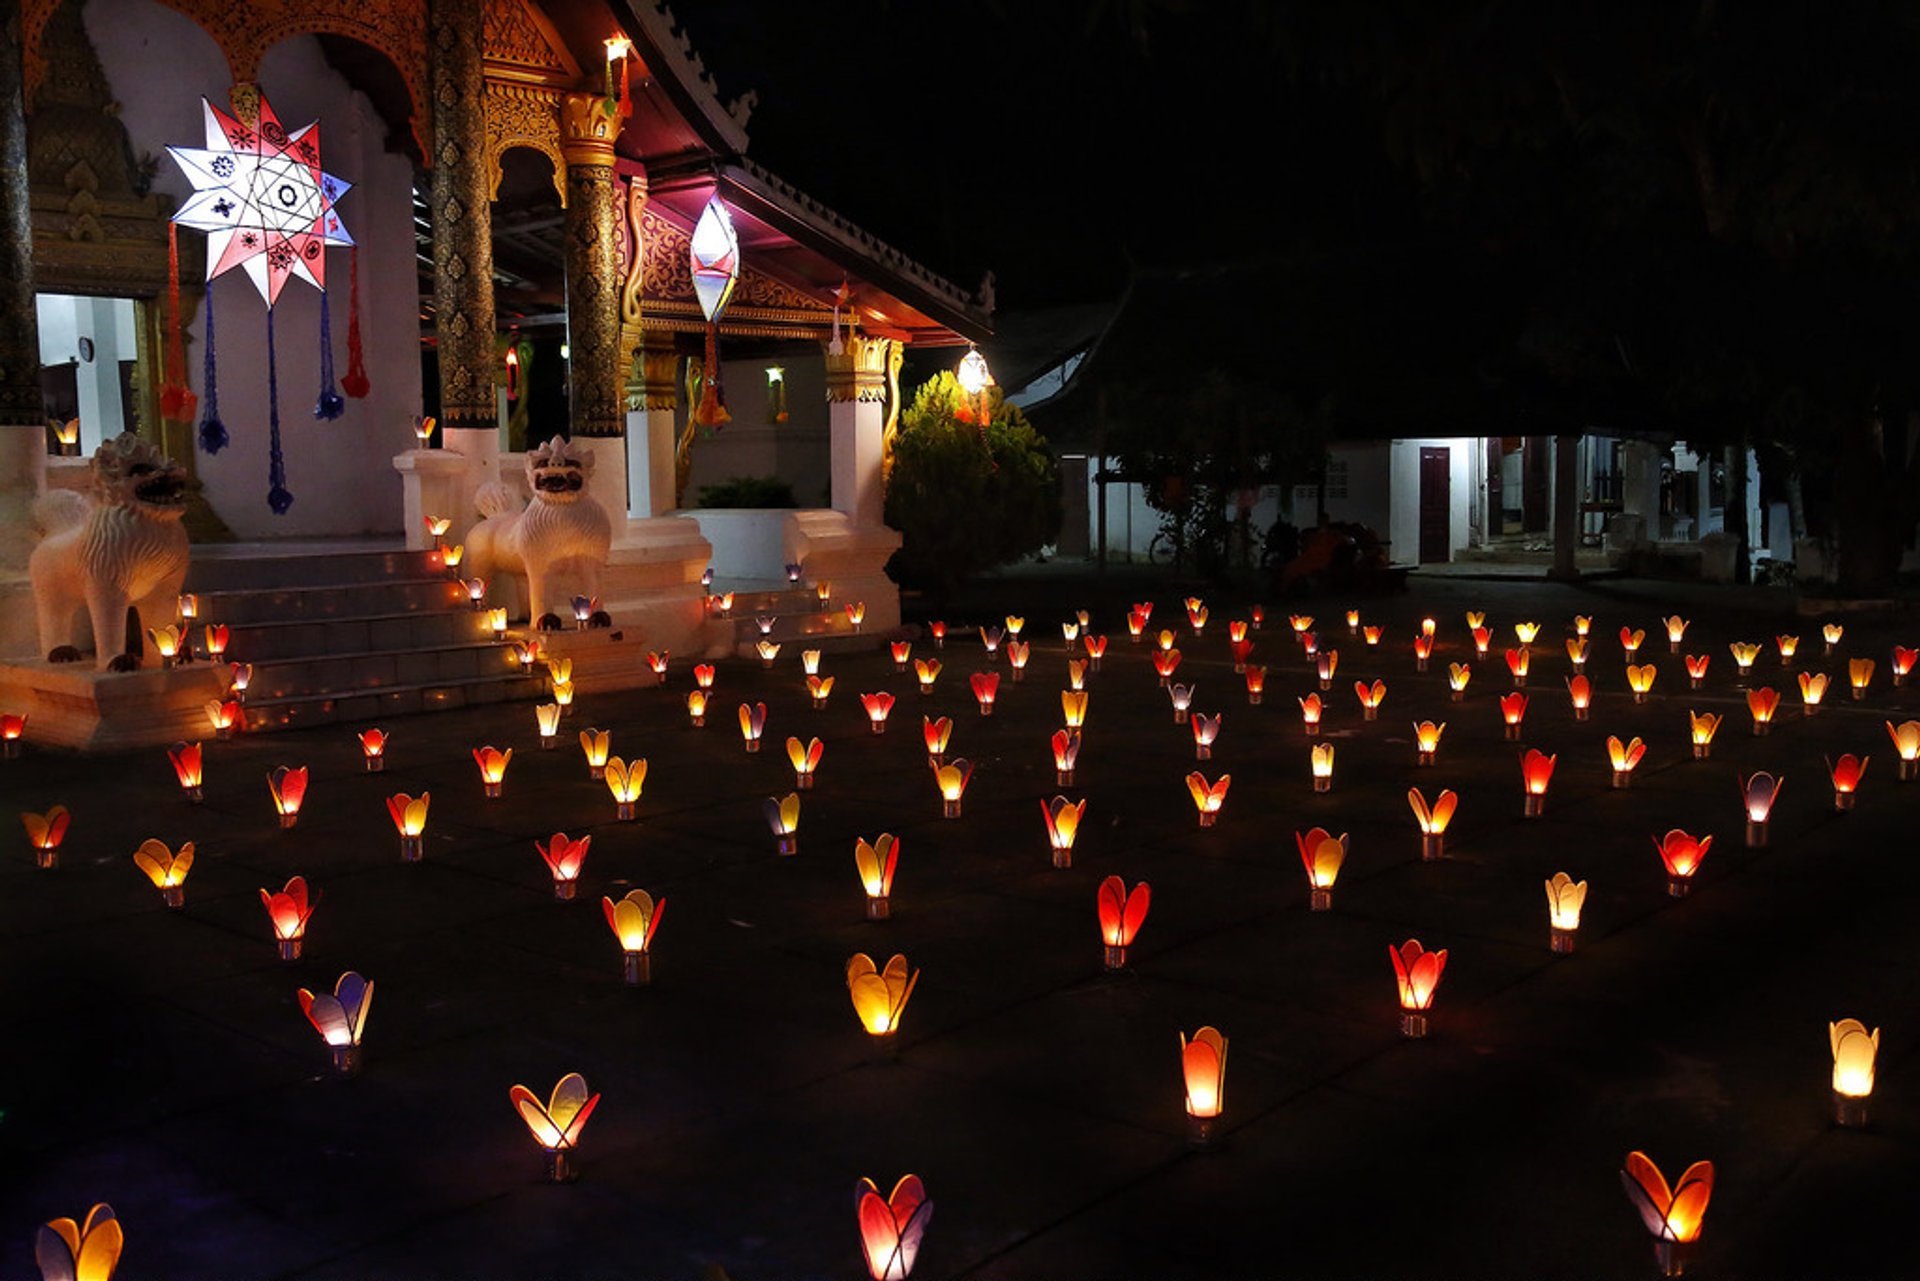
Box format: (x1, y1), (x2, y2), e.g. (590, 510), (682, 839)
(847, 952), (918, 1047)
(1097, 875), (1150, 969)
(1620, 1151), (1714, 1277)
(1298, 692), (1323, 736)
(1655, 829), (1711, 897)
(1499, 691), (1529, 741)
(1471, 626), (1491, 659)
(1345, 609), (1360, 635)
(1041, 795), (1086, 868)
(1729, 641), (1760, 681)
(1626, 664), (1657, 703)
(1747, 687), (1780, 736)
(132, 838), (193, 908)
(1413, 720), (1444, 765)
(1662, 616), (1689, 653)
(534, 702), (561, 748)
(765, 792), (802, 855)
(1887, 720), (1920, 779)
(535, 831), (590, 899)
(1830, 1019), (1880, 1127)
(1191, 712), (1221, 760)
(1849, 658), (1875, 700)
(1620, 627), (1646, 660)
(980, 625), (1004, 659)
(299, 970), (373, 1075)
(1893, 646), (1917, 686)
(1689, 711), (1721, 759)
(1449, 662), (1472, 701)
(923, 715), (954, 766)
(357, 728), (388, 772)
(22, 806), (70, 870)
(36, 1206), (123, 1281)
(472, 746), (512, 798)
(971, 671), (1000, 716)
(1520, 748), (1556, 817)
(1006, 640), (1030, 681)
(260, 875), (317, 960)
(738, 701), (767, 751)
(1316, 649), (1338, 689)
(510, 1072), (600, 1183)
(1049, 728), (1081, 785)
(1179, 1025), (1228, 1145)
(1608, 735), (1647, 788)
(0, 712), (25, 757)
(855, 1174), (933, 1281)
(855, 835), (899, 920)
(1167, 682), (1194, 724)
(686, 689), (710, 727)
(1685, 654), (1709, 689)
(1407, 787), (1457, 861)
(1828, 754), (1867, 811)
(689, 195), (739, 427)
(1739, 771), (1783, 846)
(932, 759), (974, 818)
(1505, 647), (1531, 688)
(1187, 771), (1231, 826)
(862, 692), (896, 733)
(890, 640), (912, 672)
(1566, 637), (1588, 671)
(1389, 939), (1447, 1038)
(1152, 649), (1182, 684)
(1364, 624), (1384, 647)
(1776, 634), (1800, 665)
(1354, 679), (1386, 721)
(168, 740), (205, 802)
(1297, 827), (1347, 910)
(1797, 671), (1829, 714)
(1413, 633), (1434, 672)
(604, 889), (665, 985)
(267, 764), (308, 827)
(808, 675), (836, 710)
(646, 650), (669, 683)
(605, 757), (646, 821)
(786, 737), (825, 791)
(1067, 659), (1089, 691)
(1567, 675), (1592, 720)
(914, 657), (942, 695)
(386, 792), (429, 862)
(803, 648), (823, 676)
(1544, 872), (1586, 953)
(1084, 634), (1108, 669)
(1245, 663), (1267, 704)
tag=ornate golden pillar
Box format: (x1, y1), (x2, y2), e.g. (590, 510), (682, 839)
(428, 0), (494, 435)
(559, 92), (622, 442)
(0, 9), (46, 573)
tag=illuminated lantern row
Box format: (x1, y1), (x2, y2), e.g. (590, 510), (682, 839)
(299, 970), (372, 1074)
(358, 727), (388, 772)
(36, 1204), (122, 1281)
(687, 689), (710, 726)
(1310, 742), (1335, 793)
(1298, 827), (1347, 910)
(856, 1174), (932, 1281)
(863, 691), (895, 734)
(579, 728), (611, 779)
(1187, 771), (1230, 827)
(268, 763), (308, 827)
(915, 657), (941, 695)
(809, 674), (835, 709)
(1449, 662), (1471, 701)
(1051, 728), (1080, 784)
(856, 835), (899, 920)
(1566, 674), (1591, 721)
(1685, 654), (1709, 689)
(511, 1072), (599, 1183)
(1179, 1025), (1227, 1144)
(386, 792), (429, 862)
(1167, 682), (1194, 724)
(1414, 720), (1444, 765)
(1298, 692), (1322, 736)
(1097, 875), (1149, 969)
(133, 838), (193, 908)
(739, 701), (767, 751)
(1739, 771), (1782, 847)
(1656, 829), (1710, 897)
(933, 759), (974, 818)
(1620, 1151), (1713, 1277)
(1061, 689), (1088, 730)
(1566, 637), (1588, 671)
(1407, 787), (1456, 861)
(604, 888), (664, 984)
(924, 715), (953, 766)
(766, 792), (801, 854)
(1042, 795), (1085, 868)
(1389, 939), (1446, 1038)
(1, 711), (25, 757)
(1626, 663), (1656, 703)
(204, 696), (239, 740)
(260, 875), (317, 960)
(168, 740), (204, 802)
(23, 805), (70, 870)
(1245, 664), (1266, 704)
(1191, 712), (1221, 760)
(848, 952), (918, 1048)
(1689, 711), (1721, 759)
(1544, 872), (1586, 954)
(1499, 691), (1527, 740)
(1520, 748), (1556, 817)
(787, 737), (824, 790)
(1888, 720), (1920, 780)
(1830, 1018), (1879, 1128)
(1608, 735), (1647, 789)
(472, 746), (511, 798)
(971, 671), (1000, 715)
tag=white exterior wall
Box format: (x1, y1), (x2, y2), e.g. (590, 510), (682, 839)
(681, 355), (832, 510)
(1387, 438), (1473, 563)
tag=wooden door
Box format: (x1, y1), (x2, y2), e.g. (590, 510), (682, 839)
(1418, 447), (1451, 563)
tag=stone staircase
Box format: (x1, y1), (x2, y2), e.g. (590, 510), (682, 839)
(183, 544), (544, 732)
(710, 580), (881, 659)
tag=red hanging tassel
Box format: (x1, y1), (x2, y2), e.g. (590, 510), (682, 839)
(692, 319), (729, 428)
(159, 222), (197, 422)
(341, 246), (370, 399)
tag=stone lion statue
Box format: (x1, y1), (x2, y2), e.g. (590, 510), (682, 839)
(31, 432), (192, 669)
(467, 436), (613, 623)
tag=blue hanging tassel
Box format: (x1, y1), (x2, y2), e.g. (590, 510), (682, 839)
(197, 281), (229, 454)
(314, 283), (345, 420)
(267, 307), (293, 514)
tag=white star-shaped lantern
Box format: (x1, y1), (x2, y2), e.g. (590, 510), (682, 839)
(168, 94), (354, 307)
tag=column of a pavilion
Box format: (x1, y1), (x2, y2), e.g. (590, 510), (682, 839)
(824, 332), (894, 528)
(626, 329), (680, 518)
(0, 11), (46, 572)
(559, 91), (627, 531)
(428, 0), (497, 541)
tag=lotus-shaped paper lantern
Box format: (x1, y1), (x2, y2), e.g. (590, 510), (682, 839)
(1684, 654), (1709, 689)
(1097, 875), (1150, 968)
(1316, 649), (1339, 689)
(1890, 720), (1920, 779)
(1156, 627), (1178, 654)
(1893, 646), (1918, 686)
(1506, 646), (1531, 686)
(148, 623), (184, 666)
(534, 701), (561, 746)
(933, 759), (974, 818)
(816, 581), (833, 605)
(1364, 624), (1384, 646)
(1739, 771), (1783, 846)
(787, 736), (824, 790)
(1297, 827), (1348, 910)
(386, 792), (429, 861)
(203, 696), (239, 740)
(1, 711), (26, 756)
(1413, 633), (1434, 670)
(1465, 610), (1486, 630)
(1040, 795), (1086, 868)
(178, 591), (200, 619)
(605, 757), (646, 820)
(1152, 649), (1182, 683)
(1776, 633), (1800, 664)
(911, 658), (943, 696)
(1179, 1025), (1228, 1143)
(890, 640), (911, 671)
(1354, 679), (1386, 720)
(803, 648), (823, 676)
(1005, 639), (1031, 680)
(1574, 613), (1592, 637)
(686, 689), (710, 726)
(1068, 658), (1089, 691)
(1127, 606), (1149, 640)
(970, 671), (1000, 715)
(845, 601), (867, 630)
(855, 835), (900, 920)
(1663, 616), (1689, 651)
(1471, 625), (1492, 658)
(808, 674), (836, 709)
(1063, 621), (1081, 646)
(1191, 712), (1221, 760)
(1167, 682), (1194, 724)
(1185, 601), (1208, 635)
(357, 728), (388, 771)
(1499, 691), (1528, 740)
(766, 792), (801, 855)
(1849, 657), (1874, 700)
(604, 888), (665, 984)
(1689, 710), (1721, 758)
(1729, 640), (1760, 678)
(1620, 626), (1646, 659)
(534, 831), (589, 899)
(577, 727), (611, 779)
(1448, 662), (1472, 700)
(1060, 688), (1089, 730)
(1420, 616), (1437, 637)
(1412, 719), (1444, 765)
(1084, 633), (1108, 668)
(1298, 692), (1322, 735)
(260, 876), (317, 959)
(1407, 787), (1457, 860)
(168, 740), (204, 802)
(133, 838), (193, 907)
(1608, 735), (1647, 787)
(513, 638), (543, 673)
(738, 701), (767, 751)
(1289, 612), (1313, 636)
(1342, 610), (1359, 635)
(1520, 748), (1556, 816)
(471, 746), (511, 797)
(979, 624), (1003, 658)
(23, 805), (70, 870)
(1830, 1018), (1880, 1127)
(924, 715), (953, 765)
(1626, 663), (1657, 703)
(1544, 872), (1586, 953)
(440, 543), (464, 570)
(1747, 686), (1779, 735)
(464, 577), (488, 607)
(862, 691), (895, 733)
(712, 590), (735, 616)
(1390, 939), (1447, 1037)
(929, 619), (946, 647)
(756, 639), (782, 667)
(848, 952), (918, 1043)
(36, 1203), (122, 1281)
(1228, 636), (1255, 672)
(299, 971), (373, 1073)
(1187, 771), (1230, 826)
(1567, 674), (1592, 720)
(692, 662), (715, 689)
(1514, 621), (1541, 644)
(484, 606), (507, 640)
(1245, 663), (1267, 703)
(1795, 670), (1828, 714)
(646, 649), (669, 682)
(856, 1175), (933, 1281)
(1655, 829), (1711, 896)
(1310, 741), (1335, 793)
(1566, 637), (1589, 671)
(1620, 1151), (1713, 1275)
(267, 764), (308, 826)
(1828, 754), (1867, 811)
(511, 1073), (600, 1182)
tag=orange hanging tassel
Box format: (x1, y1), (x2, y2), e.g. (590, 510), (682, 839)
(692, 319), (729, 428)
(159, 222), (198, 422)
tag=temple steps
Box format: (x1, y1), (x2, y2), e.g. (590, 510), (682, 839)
(220, 607), (494, 662)
(240, 671), (541, 733)
(184, 546), (445, 592)
(713, 586), (878, 658)
(189, 577), (469, 625)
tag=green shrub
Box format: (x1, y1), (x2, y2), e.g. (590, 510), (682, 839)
(696, 475), (798, 509)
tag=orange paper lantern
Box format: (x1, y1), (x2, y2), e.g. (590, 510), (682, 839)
(1097, 875), (1150, 968)
(510, 1073), (600, 1182)
(1620, 1151), (1713, 1276)
(471, 746), (511, 797)
(1389, 938), (1447, 1037)
(1297, 826), (1347, 910)
(260, 875), (317, 959)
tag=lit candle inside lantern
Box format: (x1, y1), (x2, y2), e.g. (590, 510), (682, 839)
(1067, 659), (1088, 691)
(804, 675), (834, 710)
(1449, 661), (1472, 700)
(647, 649), (669, 683)
(1298, 692), (1322, 735)
(1608, 735), (1647, 788)
(1354, 679), (1386, 721)
(1345, 609), (1360, 634)
(358, 728), (388, 771)
(1514, 621), (1540, 644)
(891, 640), (911, 672)
(1167, 682), (1194, 724)
(1797, 670), (1829, 714)
(260, 875), (316, 960)
(1390, 939), (1447, 1038)
(441, 543), (464, 570)
(178, 592), (199, 621)
(1888, 719), (1920, 779)
(846, 601), (867, 630)
(386, 791), (429, 862)
(914, 657), (941, 695)
(1849, 657), (1875, 699)
(1364, 625), (1383, 647)
(536, 830), (590, 898)
(1310, 741), (1335, 793)
(754, 639), (781, 668)
(1566, 637), (1588, 671)
(686, 689), (709, 726)
(267, 764), (308, 827)
(932, 759), (974, 818)
(851, 832), (903, 924)
(787, 736), (825, 791)
(1684, 653), (1709, 689)
(510, 1073), (600, 1183)
(1627, 663), (1657, 703)
(1098, 875), (1150, 968)
(1655, 828), (1711, 896)
(856, 1174), (933, 1281)
(1245, 663), (1267, 703)
(465, 577), (486, 608)
(1290, 613), (1314, 637)
(148, 624), (184, 667)
(1041, 795), (1085, 868)
(924, 715), (953, 766)
(1620, 1151), (1714, 1277)
(1689, 710), (1721, 758)
(1179, 1025), (1228, 1144)
(203, 623), (229, 660)
(472, 746), (511, 798)
(1499, 691), (1528, 740)
(1471, 626), (1491, 658)
(1893, 646), (1917, 687)
(1187, 770), (1231, 826)
(1506, 646), (1531, 687)
(1747, 686), (1779, 735)
(553, 676), (579, 714)
(1828, 753), (1867, 811)
(1739, 771), (1783, 846)
(1520, 748), (1556, 816)
(766, 791), (802, 854)
(605, 756), (646, 821)
(1063, 621), (1081, 646)
(486, 607), (508, 640)
(535, 702), (561, 747)
(1407, 786), (1457, 860)
(1729, 640), (1760, 681)
(1186, 601), (1208, 635)
(1127, 607), (1149, 641)
(0, 711), (25, 757)
(1316, 649), (1338, 689)
(1084, 633), (1107, 669)
(929, 619), (945, 648)
(1191, 711), (1221, 760)
(860, 692), (895, 734)
(129, 837), (192, 908)
(1544, 871), (1585, 953)
(1830, 1018), (1880, 1127)
(604, 888), (664, 984)
(1297, 827), (1347, 910)
(970, 670), (1000, 716)
(738, 701), (767, 751)
(1413, 633), (1434, 671)
(847, 951), (918, 1046)
(577, 727), (611, 779)
(299, 971), (373, 1075)
(1152, 648), (1182, 684)
(1006, 640), (1030, 680)
(1229, 636), (1254, 672)
(204, 697), (239, 740)
(1776, 634), (1799, 665)
(1567, 674), (1592, 720)
(1574, 614), (1592, 637)
(1620, 627), (1645, 660)
(1413, 719), (1444, 765)
(802, 648), (823, 677)
(22, 806), (70, 870)
(162, 740), (205, 802)
(980, 625), (1003, 659)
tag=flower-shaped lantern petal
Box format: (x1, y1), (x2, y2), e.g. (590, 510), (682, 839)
(298, 970), (373, 1074)
(856, 834), (900, 919)
(1096, 875), (1150, 968)
(510, 1072), (600, 1182)
(856, 1174), (933, 1281)
(1620, 1151), (1714, 1276)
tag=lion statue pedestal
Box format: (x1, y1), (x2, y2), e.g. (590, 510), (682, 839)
(467, 436), (613, 624)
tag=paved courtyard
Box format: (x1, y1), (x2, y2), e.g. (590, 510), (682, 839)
(4, 572), (1916, 1280)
